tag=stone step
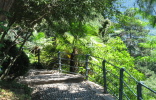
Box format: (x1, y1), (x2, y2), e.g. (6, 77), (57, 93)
(19, 73), (85, 85)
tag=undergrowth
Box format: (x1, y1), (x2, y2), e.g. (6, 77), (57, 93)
(0, 80), (32, 100)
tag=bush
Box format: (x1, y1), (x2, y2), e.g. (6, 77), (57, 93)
(0, 40), (30, 80)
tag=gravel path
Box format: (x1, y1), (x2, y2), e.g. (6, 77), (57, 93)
(31, 81), (105, 100)
(18, 69), (114, 100)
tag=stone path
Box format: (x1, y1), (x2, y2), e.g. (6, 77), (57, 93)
(18, 69), (115, 100)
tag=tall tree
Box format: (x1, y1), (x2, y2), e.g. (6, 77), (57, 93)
(114, 8), (149, 57)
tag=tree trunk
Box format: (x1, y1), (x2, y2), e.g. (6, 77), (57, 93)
(70, 47), (78, 73)
(0, 0), (14, 21)
(0, 0), (15, 42)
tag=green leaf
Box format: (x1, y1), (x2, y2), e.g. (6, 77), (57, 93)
(33, 32), (45, 41)
(0, 43), (4, 48)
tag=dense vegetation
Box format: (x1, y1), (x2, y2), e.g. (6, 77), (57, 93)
(0, 0), (156, 99)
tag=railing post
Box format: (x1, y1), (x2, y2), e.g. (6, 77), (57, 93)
(85, 54), (90, 80)
(119, 68), (125, 100)
(137, 81), (143, 100)
(58, 51), (62, 73)
(38, 49), (40, 65)
(102, 60), (107, 93)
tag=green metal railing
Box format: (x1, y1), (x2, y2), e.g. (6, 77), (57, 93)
(56, 51), (156, 100)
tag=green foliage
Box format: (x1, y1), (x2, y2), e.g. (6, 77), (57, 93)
(134, 35), (156, 99)
(37, 18), (105, 69)
(137, 0), (156, 26)
(32, 32), (45, 42)
(136, 66), (156, 99)
(143, 75), (156, 99)
(2, 0), (154, 99)
(61, 35), (144, 99)
(0, 43), (4, 48)
(25, 32), (49, 64)
(29, 31), (46, 46)
(9, 0), (119, 31)
(2, 0), (121, 71)
(42, 29), (145, 99)
(88, 37), (135, 69)
(0, 22), (9, 31)
(114, 8), (149, 57)
(85, 37), (145, 99)
(136, 35), (156, 73)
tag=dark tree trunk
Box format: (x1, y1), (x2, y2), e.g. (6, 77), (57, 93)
(0, 0), (15, 42)
(0, 0), (14, 21)
(70, 47), (78, 73)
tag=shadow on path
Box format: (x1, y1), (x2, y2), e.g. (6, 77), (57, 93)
(32, 82), (105, 100)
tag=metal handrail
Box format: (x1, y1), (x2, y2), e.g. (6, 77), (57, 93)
(142, 83), (156, 93)
(124, 69), (138, 82)
(89, 62), (103, 69)
(123, 81), (137, 97)
(57, 51), (156, 100)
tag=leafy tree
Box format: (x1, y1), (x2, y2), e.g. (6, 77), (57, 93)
(0, 0), (121, 79)
(114, 8), (149, 57)
(47, 32), (145, 99)
(137, 0), (156, 26)
(88, 36), (145, 99)
(38, 21), (100, 69)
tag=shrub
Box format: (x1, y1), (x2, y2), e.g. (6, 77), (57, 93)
(0, 40), (30, 80)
